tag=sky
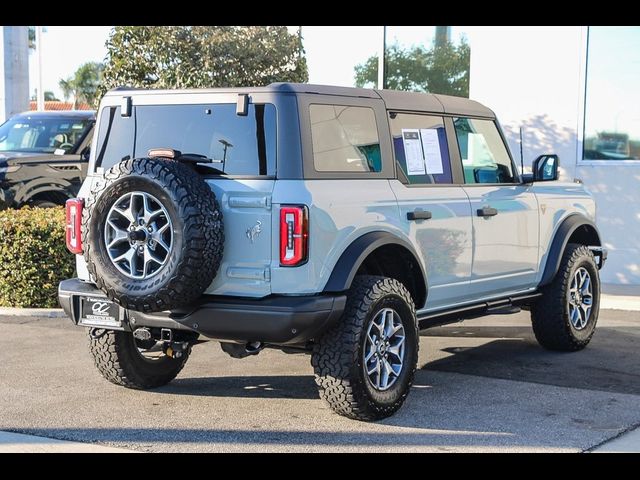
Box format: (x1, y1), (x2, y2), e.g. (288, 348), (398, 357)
(28, 26), (113, 100)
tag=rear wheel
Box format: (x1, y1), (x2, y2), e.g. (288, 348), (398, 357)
(311, 276), (419, 421)
(88, 329), (191, 389)
(531, 243), (600, 351)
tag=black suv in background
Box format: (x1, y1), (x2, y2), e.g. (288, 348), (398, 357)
(0, 110), (95, 208)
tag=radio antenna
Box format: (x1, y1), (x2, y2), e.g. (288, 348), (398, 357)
(519, 126), (525, 177)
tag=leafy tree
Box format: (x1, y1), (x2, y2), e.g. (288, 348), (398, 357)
(59, 62), (104, 108)
(30, 91), (59, 101)
(99, 26), (308, 101)
(354, 38), (470, 97)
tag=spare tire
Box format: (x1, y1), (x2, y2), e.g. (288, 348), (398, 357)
(82, 157), (224, 312)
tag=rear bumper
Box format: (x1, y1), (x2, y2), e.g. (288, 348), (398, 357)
(58, 278), (346, 346)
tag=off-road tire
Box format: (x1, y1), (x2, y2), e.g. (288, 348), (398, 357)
(311, 275), (419, 421)
(82, 157), (224, 312)
(88, 329), (191, 389)
(531, 243), (600, 351)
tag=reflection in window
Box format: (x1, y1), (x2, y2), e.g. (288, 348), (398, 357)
(353, 26), (470, 97)
(310, 104), (381, 172)
(583, 27), (640, 160)
(454, 117), (515, 184)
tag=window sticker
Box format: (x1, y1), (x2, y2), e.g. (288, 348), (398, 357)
(419, 128), (444, 175)
(401, 129), (425, 175)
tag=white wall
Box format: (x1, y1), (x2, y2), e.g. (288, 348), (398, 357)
(0, 26), (29, 124)
(468, 26), (640, 285)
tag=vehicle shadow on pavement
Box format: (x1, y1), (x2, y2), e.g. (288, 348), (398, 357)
(421, 326), (640, 395)
(156, 375), (319, 400)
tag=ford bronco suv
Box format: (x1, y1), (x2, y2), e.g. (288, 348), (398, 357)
(58, 84), (606, 421)
(0, 110), (95, 209)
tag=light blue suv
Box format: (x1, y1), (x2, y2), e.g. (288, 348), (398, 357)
(59, 83), (606, 421)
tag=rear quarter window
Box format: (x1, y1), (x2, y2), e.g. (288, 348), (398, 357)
(309, 104), (381, 173)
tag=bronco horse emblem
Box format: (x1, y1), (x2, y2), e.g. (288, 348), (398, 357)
(246, 220), (262, 243)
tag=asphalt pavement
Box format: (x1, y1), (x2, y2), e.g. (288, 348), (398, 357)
(1, 309), (639, 452)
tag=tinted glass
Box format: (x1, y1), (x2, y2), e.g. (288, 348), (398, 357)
(0, 116), (92, 154)
(95, 106), (134, 169)
(389, 113), (453, 184)
(310, 104), (381, 172)
(135, 104), (276, 176)
(453, 117), (515, 184)
(583, 27), (640, 160)
(96, 103), (276, 176)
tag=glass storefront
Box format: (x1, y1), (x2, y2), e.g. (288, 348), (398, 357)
(298, 26), (471, 97)
(583, 26), (640, 161)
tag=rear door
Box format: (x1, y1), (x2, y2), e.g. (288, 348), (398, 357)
(452, 117), (539, 297)
(387, 112), (473, 311)
(92, 94), (278, 298)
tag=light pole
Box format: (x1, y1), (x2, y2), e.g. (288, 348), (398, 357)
(35, 26), (44, 111)
(377, 26), (386, 90)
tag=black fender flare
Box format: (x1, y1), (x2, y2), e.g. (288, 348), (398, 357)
(323, 231), (428, 306)
(14, 178), (74, 206)
(539, 213), (602, 287)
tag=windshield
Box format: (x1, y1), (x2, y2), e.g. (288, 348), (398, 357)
(0, 116), (92, 154)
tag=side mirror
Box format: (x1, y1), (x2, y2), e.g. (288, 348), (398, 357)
(525, 154), (559, 182)
(80, 146), (91, 162)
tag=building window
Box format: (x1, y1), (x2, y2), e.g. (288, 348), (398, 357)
(297, 26), (470, 97)
(309, 104), (381, 172)
(583, 27), (640, 161)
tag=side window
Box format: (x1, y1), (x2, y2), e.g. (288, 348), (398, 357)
(389, 112), (453, 185)
(310, 104), (381, 172)
(453, 117), (516, 184)
(95, 106), (134, 170)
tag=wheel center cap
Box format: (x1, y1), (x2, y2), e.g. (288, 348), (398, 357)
(378, 342), (387, 354)
(128, 229), (147, 242)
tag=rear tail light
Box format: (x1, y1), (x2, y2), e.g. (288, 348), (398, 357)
(280, 205), (308, 267)
(65, 198), (84, 254)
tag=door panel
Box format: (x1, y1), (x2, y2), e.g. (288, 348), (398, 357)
(463, 185), (539, 296)
(390, 181), (473, 311)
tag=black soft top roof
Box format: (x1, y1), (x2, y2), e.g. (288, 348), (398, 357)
(106, 83), (495, 119)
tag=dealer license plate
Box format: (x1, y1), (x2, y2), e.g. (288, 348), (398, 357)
(79, 297), (121, 327)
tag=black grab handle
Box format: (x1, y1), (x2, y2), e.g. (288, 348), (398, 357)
(407, 210), (433, 221)
(477, 206), (498, 217)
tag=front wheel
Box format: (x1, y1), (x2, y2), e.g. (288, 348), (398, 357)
(531, 243), (600, 351)
(311, 276), (419, 421)
(88, 329), (191, 389)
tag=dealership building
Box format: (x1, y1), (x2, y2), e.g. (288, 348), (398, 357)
(300, 25), (640, 287)
(2, 25), (639, 287)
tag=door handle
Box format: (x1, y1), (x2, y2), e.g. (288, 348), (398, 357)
(477, 206), (498, 217)
(407, 210), (432, 221)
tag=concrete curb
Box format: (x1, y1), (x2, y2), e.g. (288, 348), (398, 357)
(600, 295), (640, 312)
(0, 307), (66, 318)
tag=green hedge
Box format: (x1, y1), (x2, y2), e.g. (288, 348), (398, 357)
(0, 207), (76, 308)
